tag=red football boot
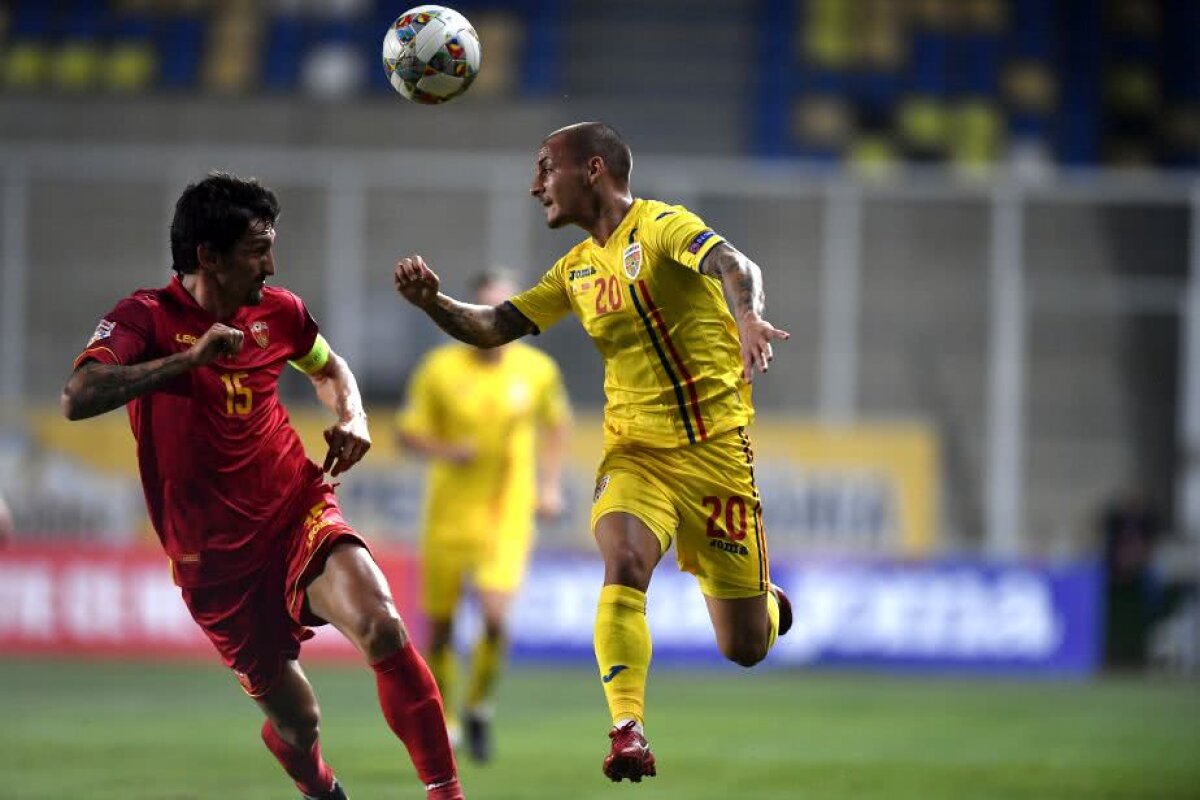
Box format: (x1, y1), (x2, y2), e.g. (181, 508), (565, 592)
(425, 777), (464, 800)
(602, 721), (657, 783)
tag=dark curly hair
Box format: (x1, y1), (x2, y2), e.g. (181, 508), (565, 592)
(170, 172), (280, 275)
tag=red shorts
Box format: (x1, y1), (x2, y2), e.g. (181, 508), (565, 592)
(180, 484), (366, 697)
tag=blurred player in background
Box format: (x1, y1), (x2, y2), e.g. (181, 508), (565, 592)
(397, 269), (571, 763)
(0, 492), (13, 545)
(394, 122), (792, 783)
(61, 173), (464, 800)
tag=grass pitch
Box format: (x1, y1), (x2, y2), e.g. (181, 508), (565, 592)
(2, 659), (1197, 800)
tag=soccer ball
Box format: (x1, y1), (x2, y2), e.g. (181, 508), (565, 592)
(382, 5), (481, 105)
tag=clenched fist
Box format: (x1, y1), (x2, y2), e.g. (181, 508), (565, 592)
(188, 323), (244, 367)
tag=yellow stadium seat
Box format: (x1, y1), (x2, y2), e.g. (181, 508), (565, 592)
(202, 3), (260, 93)
(965, 0), (1008, 33)
(951, 100), (1003, 175)
(1106, 64), (1160, 115)
(850, 135), (899, 179)
(50, 40), (104, 91)
(105, 42), (157, 92)
(805, 0), (854, 68)
(898, 96), (950, 155)
(2, 41), (51, 89)
(1003, 60), (1058, 113)
(469, 12), (519, 96)
(791, 95), (854, 150)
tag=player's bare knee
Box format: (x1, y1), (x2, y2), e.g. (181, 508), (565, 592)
(721, 634), (770, 668)
(269, 708), (321, 750)
(604, 546), (654, 589)
(356, 605), (408, 661)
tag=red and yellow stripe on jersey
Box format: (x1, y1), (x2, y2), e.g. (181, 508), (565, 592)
(510, 198), (751, 449)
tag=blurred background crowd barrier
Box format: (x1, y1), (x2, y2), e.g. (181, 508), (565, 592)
(0, 0), (1197, 674)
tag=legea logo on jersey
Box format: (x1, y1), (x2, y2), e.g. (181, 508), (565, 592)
(622, 242), (643, 279)
(250, 320), (270, 348)
(87, 319), (115, 346)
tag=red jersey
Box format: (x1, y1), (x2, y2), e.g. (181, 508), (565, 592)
(75, 276), (325, 588)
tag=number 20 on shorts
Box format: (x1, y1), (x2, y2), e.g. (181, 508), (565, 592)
(702, 495), (749, 541)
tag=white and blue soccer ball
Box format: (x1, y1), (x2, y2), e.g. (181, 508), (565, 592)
(382, 5), (481, 104)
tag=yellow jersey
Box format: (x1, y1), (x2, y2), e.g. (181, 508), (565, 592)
(396, 341), (570, 546)
(510, 198), (751, 449)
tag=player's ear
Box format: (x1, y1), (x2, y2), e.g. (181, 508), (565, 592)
(586, 155), (605, 185)
(196, 243), (220, 272)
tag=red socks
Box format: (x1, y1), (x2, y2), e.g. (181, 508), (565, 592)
(260, 719), (335, 798)
(372, 641), (460, 795)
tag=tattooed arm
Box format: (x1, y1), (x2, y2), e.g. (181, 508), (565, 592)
(393, 254), (535, 347)
(61, 324), (244, 420)
(700, 242), (790, 382)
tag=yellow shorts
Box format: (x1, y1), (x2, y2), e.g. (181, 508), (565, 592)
(589, 426), (770, 600)
(420, 526), (534, 620)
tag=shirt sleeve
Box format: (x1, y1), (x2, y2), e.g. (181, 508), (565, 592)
(508, 260), (571, 334)
(73, 297), (154, 369)
(640, 205), (726, 272)
(395, 354), (441, 438)
(290, 295), (321, 361)
(536, 357), (571, 428)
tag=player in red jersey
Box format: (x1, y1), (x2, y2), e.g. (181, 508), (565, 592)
(61, 173), (464, 800)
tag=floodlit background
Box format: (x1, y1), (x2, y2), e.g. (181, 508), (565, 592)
(0, 1), (1198, 799)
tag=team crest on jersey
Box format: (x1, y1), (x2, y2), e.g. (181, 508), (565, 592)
(86, 319), (115, 346)
(593, 474), (611, 503)
(250, 320), (269, 349)
(622, 243), (643, 280)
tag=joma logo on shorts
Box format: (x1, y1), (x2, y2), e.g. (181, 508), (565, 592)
(709, 539), (748, 556)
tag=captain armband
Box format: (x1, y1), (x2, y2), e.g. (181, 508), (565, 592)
(288, 333), (331, 375)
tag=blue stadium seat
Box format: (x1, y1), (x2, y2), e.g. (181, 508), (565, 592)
(262, 17), (308, 92)
(158, 17), (205, 90)
(9, 1), (53, 38)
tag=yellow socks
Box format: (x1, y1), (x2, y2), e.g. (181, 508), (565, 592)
(594, 584), (652, 726)
(466, 633), (507, 709)
(426, 641), (458, 727)
(766, 589), (780, 651)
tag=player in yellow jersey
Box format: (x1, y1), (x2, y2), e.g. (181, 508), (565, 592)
(397, 270), (571, 764)
(393, 122), (792, 783)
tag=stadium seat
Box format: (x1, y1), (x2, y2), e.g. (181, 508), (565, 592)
(1, 40), (50, 90)
(261, 17), (306, 91)
(105, 40), (157, 93)
(158, 17), (205, 89)
(203, 1), (262, 94)
(50, 40), (105, 92)
(951, 100), (1003, 174)
(467, 12), (520, 97)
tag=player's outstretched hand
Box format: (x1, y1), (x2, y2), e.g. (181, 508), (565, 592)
(322, 414), (372, 477)
(738, 313), (790, 383)
(189, 323), (244, 367)
(394, 254), (441, 309)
